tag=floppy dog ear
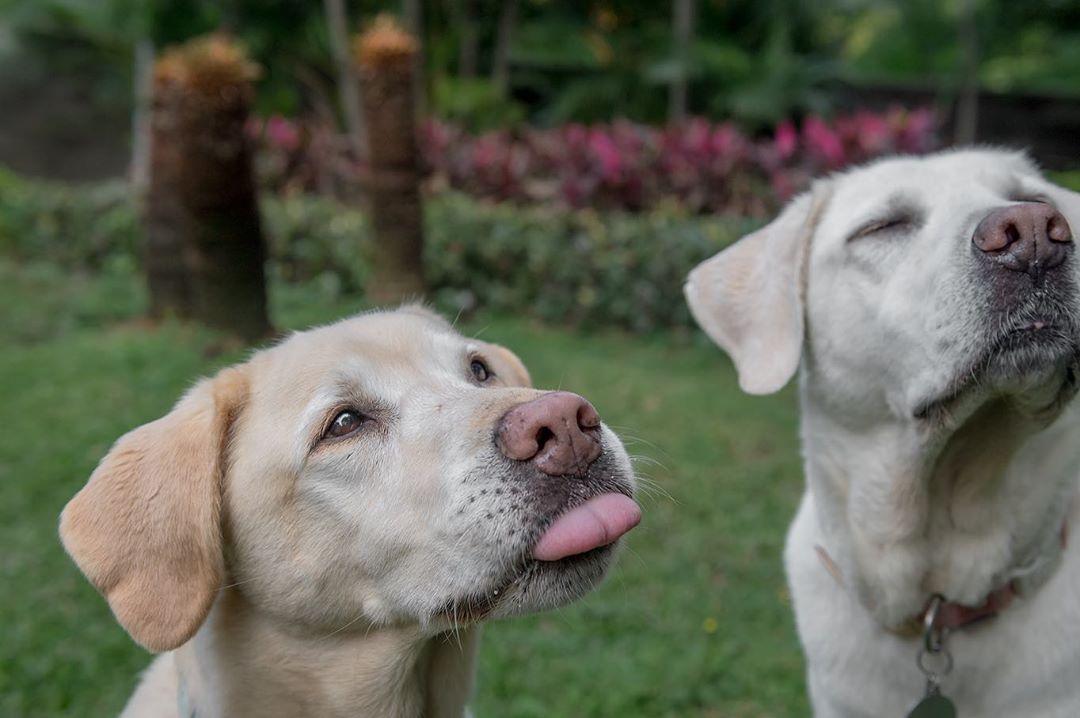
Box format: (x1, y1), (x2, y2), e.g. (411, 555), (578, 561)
(684, 184), (832, 394)
(59, 366), (248, 652)
(483, 343), (533, 388)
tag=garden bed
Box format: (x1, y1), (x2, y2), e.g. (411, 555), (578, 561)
(0, 169), (755, 334)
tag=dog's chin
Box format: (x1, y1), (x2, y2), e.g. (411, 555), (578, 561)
(915, 320), (1080, 425)
(496, 543), (620, 615)
(434, 542), (620, 625)
(437, 453), (635, 624)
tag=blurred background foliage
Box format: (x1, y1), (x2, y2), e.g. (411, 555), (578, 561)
(2, 0), (1079, 136)
(1, 0), (1075, 328)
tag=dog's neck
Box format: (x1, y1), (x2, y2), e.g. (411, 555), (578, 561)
(174, 587), (479, 718)
(799, 385), (1080, 629)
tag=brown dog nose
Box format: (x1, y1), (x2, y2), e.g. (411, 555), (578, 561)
(973, 202), (1072, 281)
(496, 392), (603, 476)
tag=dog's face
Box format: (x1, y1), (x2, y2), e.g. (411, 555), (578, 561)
(688, 150), (1080, 431)
(60, 308), (638, 651)
(688, 150), (1080, 622)
(232, 308), (638, 628)
(807, 151), (1080, 426)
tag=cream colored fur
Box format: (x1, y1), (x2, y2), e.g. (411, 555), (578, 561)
(688, 149), (1080, 716)
(61, 306), (634, 718)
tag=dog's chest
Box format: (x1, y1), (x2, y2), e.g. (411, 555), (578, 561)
(790, 496), (1080, 718)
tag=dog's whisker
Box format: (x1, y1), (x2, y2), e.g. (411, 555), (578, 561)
(625, 461), (673, 490)
(628, 454), (669, 473)
(632, 476), (677, 504)
(468, 322), (492, 340)
(320, 611), (367, 640)
(217, 575), (260, 591)
(605, 427), (671, 458)
(627, 450), (665, 465)
(620, 544), (649, 572)
(450, 306), (465, 330)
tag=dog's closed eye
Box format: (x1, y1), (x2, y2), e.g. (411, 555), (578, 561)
(848, 214), (916, 242)
(1009, 194), (1052, 207)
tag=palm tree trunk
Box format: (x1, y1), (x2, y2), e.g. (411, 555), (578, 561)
(355, 17), (426, 303)
(954, 0), (979, 144)
(131, 38), (155, 196)
(178, 89), (270, 340)
(148, 36), (271, 340)
(323, 0), (368, 161)
(402, 0), (428, 117)
(669, 0), (695, 123)
(145, 54), (193, 320)
(453, 0), (478, 78)
(492, 0), (518, 97)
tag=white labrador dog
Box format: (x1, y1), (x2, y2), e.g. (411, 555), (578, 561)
(60, 306), (640, 718)
(686, 149), (1080, 717)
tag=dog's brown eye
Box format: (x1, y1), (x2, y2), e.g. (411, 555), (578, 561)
(327, 410), (366, 439)
(470, 359), (491, 383)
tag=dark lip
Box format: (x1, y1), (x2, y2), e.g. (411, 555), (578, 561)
(439, 543), (618, 623)
(914, 318), (1080, 421)
(436, 462), (635, 623)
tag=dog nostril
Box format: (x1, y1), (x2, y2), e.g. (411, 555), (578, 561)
(496, 393), (604, 475)
(1049, 216), (1073, 244)
(577, 405), (600, 430)
(535, 426), (555, 450)
(1004, 223), (1020, 247)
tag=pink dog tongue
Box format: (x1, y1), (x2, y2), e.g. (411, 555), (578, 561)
(532, 493), (641, 561)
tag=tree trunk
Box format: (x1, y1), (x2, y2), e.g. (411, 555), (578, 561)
(669, 0), (695, 123)
(453, 0), (478, 78)
(148, 36), (271, 341)
(402, 0), (427, 117)
(355, 17), (426, 304)
(323, 0), (368, 161)
(178, 93), (270, 340)
(131, 38), (155, 196)
(145, 55), (194, 320)
(954, 0), (979, 145)
(492, 0), (518, 97)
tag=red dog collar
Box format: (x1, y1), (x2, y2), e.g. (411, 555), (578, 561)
(814, 520), (1068, 634)
(923, 581), (1016, 632)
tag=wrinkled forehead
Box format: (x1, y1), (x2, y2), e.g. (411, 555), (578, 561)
(822, 150), (1043, 231)
(250, 308), (472, 409)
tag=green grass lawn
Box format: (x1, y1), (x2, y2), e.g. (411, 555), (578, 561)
(0, 260), (808, 717)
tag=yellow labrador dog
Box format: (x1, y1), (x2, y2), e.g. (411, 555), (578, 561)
(687, 150), (1080, 717)
(60, 306), (640, 718)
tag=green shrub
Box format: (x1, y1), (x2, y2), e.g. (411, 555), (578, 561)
(0, 169), (139, 267)
(261, 194), (372, 297)
(431, 77), (527, 133)
(425, 195), (755, 332)
(0, 171), (755, 333)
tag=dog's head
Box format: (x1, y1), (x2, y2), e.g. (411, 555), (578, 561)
(59, 307), (638, 652)
(687, 149), (1080, 430)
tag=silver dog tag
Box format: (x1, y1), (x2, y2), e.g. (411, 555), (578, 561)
(911, 596), (957, 718)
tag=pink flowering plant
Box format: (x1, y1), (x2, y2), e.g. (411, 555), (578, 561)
(251, 107), (937, 217)
(420, 106), (936, 215)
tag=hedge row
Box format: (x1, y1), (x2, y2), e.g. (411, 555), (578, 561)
(0, 170), (756, 333)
